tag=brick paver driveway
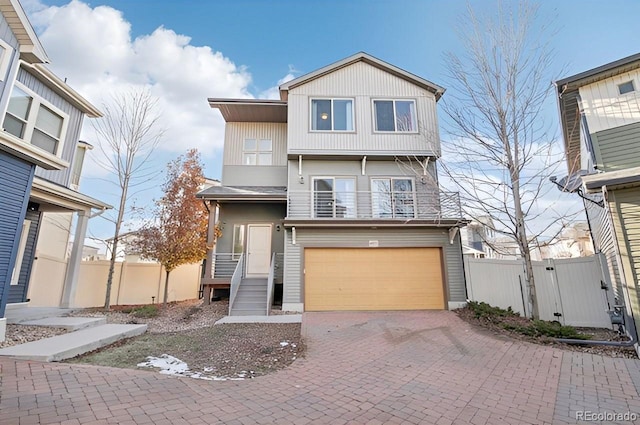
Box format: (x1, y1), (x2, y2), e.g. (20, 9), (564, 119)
(2, 311), (640, 424)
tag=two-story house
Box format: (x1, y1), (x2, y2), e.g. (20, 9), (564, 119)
(198, 52), (467, 315)
(0, 0), (108, 338)
(556, 52), (640, 343)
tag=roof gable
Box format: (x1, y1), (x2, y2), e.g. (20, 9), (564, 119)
(279, 52), (445, 101)
(0, 0), (49, 63)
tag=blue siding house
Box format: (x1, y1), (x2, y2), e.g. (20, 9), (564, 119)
(0, 0), (109, 339)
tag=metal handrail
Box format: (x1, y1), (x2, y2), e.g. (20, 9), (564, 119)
(266, 253), (276, 316)
(287, 189), (463, 220)
(228, 254), (244, 315)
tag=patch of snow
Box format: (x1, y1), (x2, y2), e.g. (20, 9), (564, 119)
(137, 354), (245, 381)
(280, 341), (289, 347)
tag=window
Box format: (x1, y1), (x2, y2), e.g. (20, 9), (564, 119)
(3, 83), (67, 156)
(373, 100), (417, 132)
(618, 81), (635, 95)
(0, 38), (14, 81)
(371, 178), (415, 218)
(311, 98), (354, 131)
(10, 220), (31, 285)
(243, 139), (272, 165)
(232, 225), (245, 259)
(70, 144), (87, 188)
(313, 177), (356, 218)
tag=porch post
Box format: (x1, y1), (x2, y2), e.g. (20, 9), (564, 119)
(60, 210), (89, 308)
(205, 201), (218, 280)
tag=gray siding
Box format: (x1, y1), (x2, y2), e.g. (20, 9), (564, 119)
(0, 12), (18, 102)
(592, 122), (640, 171)
(18, 67), (85, 186)
(8, 206), (41, 303)
(283, 228), (466, 306)
(287, 61), (440, 156)
(609, 188), (640, 335)
(222, 165), (287, 186)
(217, 203), (286, 255)
(287, 158), (437, 191)
(0, 151), (35, 313)
(223, 122), (287, 166)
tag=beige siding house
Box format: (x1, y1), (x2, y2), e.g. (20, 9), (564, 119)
(198, 52), (466, 315)
(556, 53), (640, 343)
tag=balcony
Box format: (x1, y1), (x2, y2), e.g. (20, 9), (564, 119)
(286, 190), (463, 222)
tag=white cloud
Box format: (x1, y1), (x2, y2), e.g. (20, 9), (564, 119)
(27, 0), (252, 158)
(259, 71), (296, 99)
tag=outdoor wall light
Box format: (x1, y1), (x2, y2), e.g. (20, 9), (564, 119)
(298, 175), (304, 184)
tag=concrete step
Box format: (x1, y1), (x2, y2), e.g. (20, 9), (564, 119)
(0, 324), (147, 362)
(230, 309), (267, 316)
(235, 292), (267, 298)
(19, 317), (107, 331)
(6, 307), (74, 324)
(233, 302), (268, 309)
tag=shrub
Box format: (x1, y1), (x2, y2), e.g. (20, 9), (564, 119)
(467, 301), (519, 319)
(503, 320), (590, 340)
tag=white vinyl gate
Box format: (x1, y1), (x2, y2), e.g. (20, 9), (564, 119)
(465, 254), (615, 328)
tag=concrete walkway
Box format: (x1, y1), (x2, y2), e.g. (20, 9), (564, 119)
(1, 311), (640, 424)
(215, 314), (302, 324)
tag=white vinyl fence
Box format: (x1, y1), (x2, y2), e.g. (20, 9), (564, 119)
(465, 254), (615, 328)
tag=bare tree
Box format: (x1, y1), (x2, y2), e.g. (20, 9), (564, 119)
(440, 2), (578, 318)
(93, 89), (164, 310)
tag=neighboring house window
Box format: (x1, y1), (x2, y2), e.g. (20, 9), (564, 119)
(10, 220), (31, 285)
(311, 98), (354, 131)
(373, 100), (417, 132)
(70, 144), (87, 188)
(243, 139), (272, 165)
(3, 83), (68, 156)
(371, 178), (416, 218)
(313, 177), (356, 218)
(232, 224), (245, 259)
(0, 38), (14, 81)
(618, 81), (635, 95)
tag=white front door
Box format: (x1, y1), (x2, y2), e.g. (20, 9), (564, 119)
(246, 224), (272, 276)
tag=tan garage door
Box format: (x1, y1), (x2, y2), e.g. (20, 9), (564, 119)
(304, 248), (445, 311)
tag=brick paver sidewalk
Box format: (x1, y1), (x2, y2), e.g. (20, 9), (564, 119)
(1, 311), (640, 424)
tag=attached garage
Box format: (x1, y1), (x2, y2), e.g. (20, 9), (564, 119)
(304, 247), (445, 311)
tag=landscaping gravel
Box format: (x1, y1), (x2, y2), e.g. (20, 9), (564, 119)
(66, 299), (303, 379)
(0, 325), (67, 349)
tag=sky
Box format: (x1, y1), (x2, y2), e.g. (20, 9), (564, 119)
(20, 0), (640, 244)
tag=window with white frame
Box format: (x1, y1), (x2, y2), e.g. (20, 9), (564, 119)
(0, 38), (14, 81)
(3, 83), (68, 156)
(70, 144), (87, 188)
(10, 220), (31, 285)
(373, 99), (417, 132)
(618, 80), (635, 95)
(232, 224), (245, 259)
(371, 178), (416, 218)
(312, 177), (356, 218)
(311, 98), (354, 131)
(243, 139), (272, 165)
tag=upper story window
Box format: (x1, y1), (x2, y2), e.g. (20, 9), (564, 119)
(618, 80), (635, 95)
(3, 83), (67, 156)
(373, 99), (417, 132)
(243, 138), (272, 165)
(70, 144), (87, 188)
(371, 178), (416, 218)
(311, 98), (354, 131)
(0, 38), (14, 81)
(313, 177), (356, 218)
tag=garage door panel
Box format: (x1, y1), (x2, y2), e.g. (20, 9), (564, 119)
(304, 248), (445, 311)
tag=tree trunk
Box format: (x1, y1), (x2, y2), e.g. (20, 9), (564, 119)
(163, 269), (171, 306)
(104, 176), (129, 311)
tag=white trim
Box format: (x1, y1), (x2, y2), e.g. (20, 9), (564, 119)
(0, 318), (5, 342)
(10, 220), (31, 285)
(309, 97), (355, 133)
(232, 224), (245, 260)
(311, 176), (357, 218)
(242, 138), (273, 166)
(370, 176), (417, 219)
(0, 129), (68, 169)
(371, 98), (418, 133)
(246, 223), (272, 277)
(0, 38), (14, 82)
(4, 81), (70, 158)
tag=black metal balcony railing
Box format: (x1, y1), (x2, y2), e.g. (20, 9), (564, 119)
(287, 190), (463, 221)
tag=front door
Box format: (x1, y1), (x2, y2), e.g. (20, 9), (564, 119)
(246, 224), (272, 276)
